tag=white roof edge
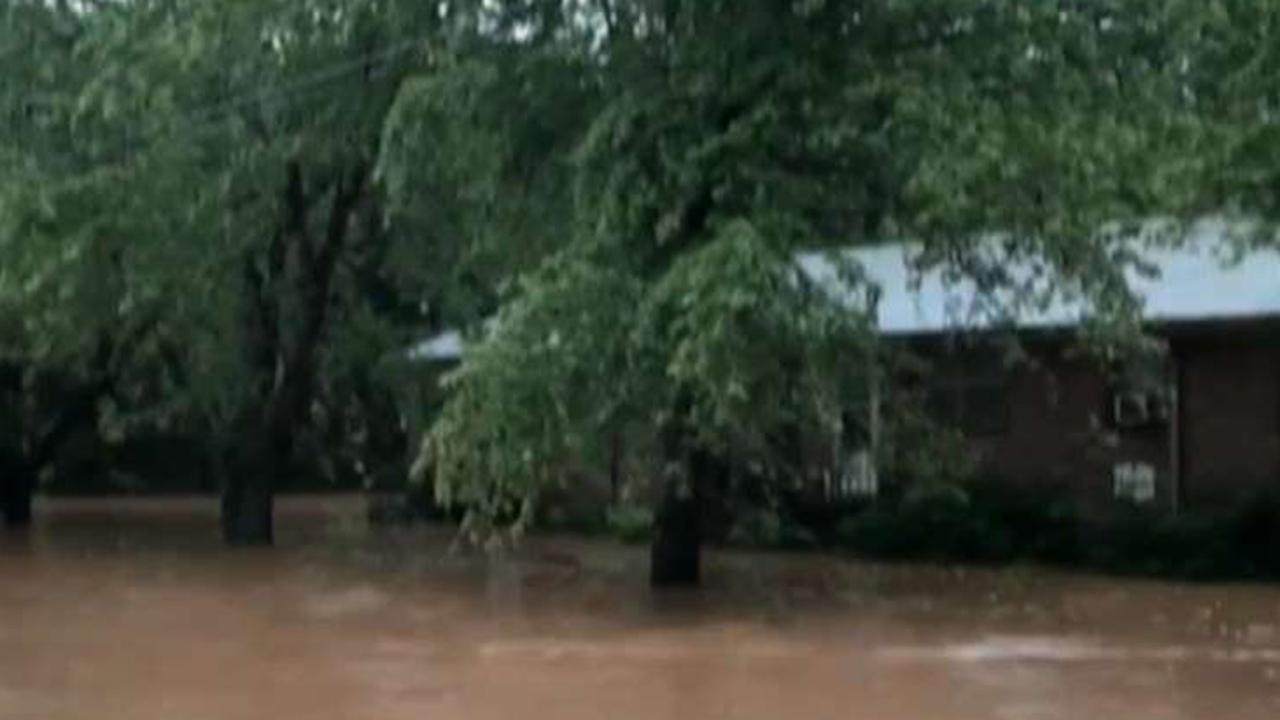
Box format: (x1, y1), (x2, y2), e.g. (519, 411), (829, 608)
(799, 220), (1280, 335)
(412, 221), (1280, 354)
(406, 330), (463, 362)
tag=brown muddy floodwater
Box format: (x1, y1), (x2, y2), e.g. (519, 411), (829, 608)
(3, 496), (1280, 720)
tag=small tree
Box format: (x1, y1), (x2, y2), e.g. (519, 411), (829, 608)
(418, 0), (1179, 585)
(0, 0), (474, 538)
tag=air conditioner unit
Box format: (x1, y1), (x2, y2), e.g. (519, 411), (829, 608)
(1113, 462), (1156, 504)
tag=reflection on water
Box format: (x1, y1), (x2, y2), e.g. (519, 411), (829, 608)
(3, 496), (1280, 720)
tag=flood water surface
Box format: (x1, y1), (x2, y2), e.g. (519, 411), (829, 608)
(3, 496), (1280, 719)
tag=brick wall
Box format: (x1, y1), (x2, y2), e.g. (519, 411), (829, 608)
(918, 332), (1280, 511)
(1178, 341), (1280, 506)
(965, 351), (1172, 511)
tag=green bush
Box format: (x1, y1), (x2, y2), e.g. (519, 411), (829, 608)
(1085, 506), (1241, 579)
(540, 504), (607, 534)
(965, 482), (1081, 564)
(834, 482), (1014, 563)
(1028, 501), (1083, 564)
(727, 506), (783, 548)
(1229, 495), (1280, 577)
(1082, 495), (1280, 580)
(723, 501), (823, 550)
(778, 520), (820, 550)
(606, 503), (654, 544)
(830, 482), (1280, 582)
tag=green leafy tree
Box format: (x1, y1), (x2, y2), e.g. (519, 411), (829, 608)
(1172, 2), (1280, 225)
(415, 0), (1193, 584)
(0, 0), (495, 537)
(0, 0), (173, 525)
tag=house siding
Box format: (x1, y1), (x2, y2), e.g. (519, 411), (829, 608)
(965, 353), (1172, 511)
(1179, 342), (1280, 506)
(911, 330), (1280, 511)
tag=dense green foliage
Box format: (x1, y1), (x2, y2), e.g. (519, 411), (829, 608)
(831, 482), (1280, 582)
(4, 0), (1280, 564)
(418, 0), (1207, 543)
(1, 1), (511, 530)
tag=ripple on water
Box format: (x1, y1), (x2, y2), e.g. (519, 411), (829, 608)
(10, 496), (1280, 720)
(877, 634), (1280, 664)
(302, 585), (390, 619)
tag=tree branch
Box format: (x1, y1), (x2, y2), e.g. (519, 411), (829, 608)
(24, 312), (159, 473)
(265, 160), (368, 444)
(284, 159), (315, 272)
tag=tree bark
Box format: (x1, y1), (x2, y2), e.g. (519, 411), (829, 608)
(649, 470), (701, 587)
(221, 480), (274, 546)
(1, 471), (33, 527)
(0, 322), (154, 528)
(2, 382), (104, 529)
(219, 434), (276, 546)
(1, 456), (34, 528)
(609, 431), (621, 503)
(221, 159), (366, 546)
(650, 396), (702, 588)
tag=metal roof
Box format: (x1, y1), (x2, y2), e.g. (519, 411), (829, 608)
(405, 330), (463, 362)
(411, 222), (1280, 359)
(799, 220), (1280, 336)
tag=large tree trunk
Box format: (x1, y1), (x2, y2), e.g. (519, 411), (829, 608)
(650, 399), (703, 588)
(221, 476), (273, 546)
(221, 159), (366, 547)
(220, 435), (277, 546)
(1, 461), (34, 528)
(649, 471), (702, 587)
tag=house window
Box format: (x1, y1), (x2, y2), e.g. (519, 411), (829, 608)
(925, 350), (1010, 436)
(829, 449), (878, 499)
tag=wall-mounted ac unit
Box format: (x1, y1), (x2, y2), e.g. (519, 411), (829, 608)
(1113, 461), (1156, 504)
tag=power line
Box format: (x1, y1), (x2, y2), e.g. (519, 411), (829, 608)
(11, 39), (425, 178)
(181, 39), (420, 128)
(24, 37), (421, 125)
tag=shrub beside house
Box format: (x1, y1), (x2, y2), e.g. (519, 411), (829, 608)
(407, 222), (1280, 577)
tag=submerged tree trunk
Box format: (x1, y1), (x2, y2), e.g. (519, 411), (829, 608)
(220, 476), (274, 546)
(609, 431), (621, 503)
(650, 398), (703, 588)
(221, 158), (366, 547)
(649, 470), (702, 587)
(0, 330), (145, 529)
(1, 384), (104, 529)
(219, 435), (277, 546)
(1, 460), (34, 528)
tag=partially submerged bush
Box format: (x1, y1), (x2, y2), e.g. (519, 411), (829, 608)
(1083, 494), (1280, 580)
(539, 504), (607, 534)
(1229, 495), (1280, 578)
(835, 481), (1014, 563)
(727, 506), (783, 548)
(606, 503), (654, 544)
(832, 481), (1280, 581)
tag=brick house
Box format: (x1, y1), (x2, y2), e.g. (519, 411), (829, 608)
(412, 223), (1280, 512)
(803, 221), (1280, 512)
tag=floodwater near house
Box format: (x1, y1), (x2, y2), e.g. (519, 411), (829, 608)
(3, 497), (1280, 720)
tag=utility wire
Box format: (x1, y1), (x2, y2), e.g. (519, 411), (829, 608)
(180, 39), (419, 129)
(9, 39), (424, 177)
